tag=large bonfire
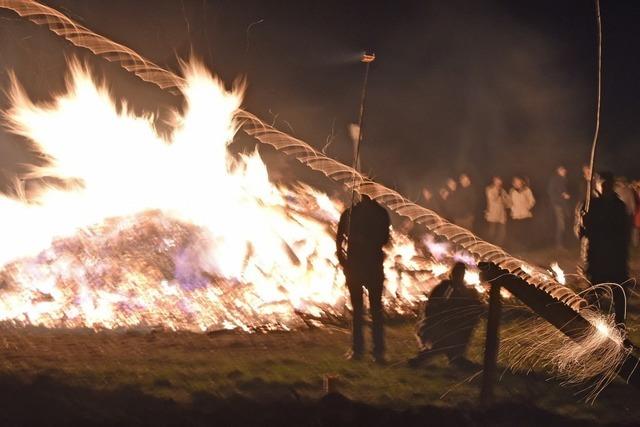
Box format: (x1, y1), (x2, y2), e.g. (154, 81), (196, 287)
(0, 61), (481, 332)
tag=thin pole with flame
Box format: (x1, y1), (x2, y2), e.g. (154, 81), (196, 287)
(352, 52), (375, 174)
(342, 52), (376, 265)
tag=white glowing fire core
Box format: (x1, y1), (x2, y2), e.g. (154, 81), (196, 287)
(0, 61), (480, 331)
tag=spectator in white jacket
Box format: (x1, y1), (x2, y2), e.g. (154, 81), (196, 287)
(509, 177), (536, 249)
(485, 176), (510, 245)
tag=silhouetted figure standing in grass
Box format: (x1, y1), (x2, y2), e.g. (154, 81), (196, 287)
(548, 165), (571, 250)
(409, 262), (483, 368)
(509, 176), (536, 250)
(336, 194), (390, 363)
(438, 187), (451, 220)
(485, 176), (509, 245)
(421, 187), (440, 213)
(577, 172), (631, 325)
(455, 173), (477, 231)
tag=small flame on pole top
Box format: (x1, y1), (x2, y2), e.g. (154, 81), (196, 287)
(361, 52), (376, 63)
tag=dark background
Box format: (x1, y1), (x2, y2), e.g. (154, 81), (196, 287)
(0, 0), (638, 204)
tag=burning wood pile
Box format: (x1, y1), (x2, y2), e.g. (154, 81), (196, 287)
(0, 189), (477, 333)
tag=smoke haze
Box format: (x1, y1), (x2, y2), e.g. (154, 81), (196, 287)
(0, 0), (637, 201)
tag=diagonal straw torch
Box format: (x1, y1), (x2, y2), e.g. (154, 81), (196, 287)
(352, 52), (375, 174)
(343, 52), (376, 257)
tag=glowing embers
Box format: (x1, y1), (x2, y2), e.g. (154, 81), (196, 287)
(593, 318), (617, 342)
(502, 309), (626, 402)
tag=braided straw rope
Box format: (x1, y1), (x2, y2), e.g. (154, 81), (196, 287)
(0, 0), (185, 93)
(0, 0), (587, 312)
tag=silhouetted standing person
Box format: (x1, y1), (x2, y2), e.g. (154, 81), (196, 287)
(615, 177), (637, 218)
(580, 164), (598, 204)
(443, 178), (460, 222)
(509, 176), (535, 250)
(421, 187), (440, 213)
(336, 195), (390, 362)
(438, 187), (451, 220)
(577, 172), (631, 325)
(409, 262), (483, 367)
(485, 177), (509, 245)
(548, 165), (571, 250)
(455, 173), (477, 231)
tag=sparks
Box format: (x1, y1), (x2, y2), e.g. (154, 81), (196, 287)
(595, 320), (611, 339)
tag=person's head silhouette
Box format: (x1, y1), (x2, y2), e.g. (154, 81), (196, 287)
(450, 262), (467, 287)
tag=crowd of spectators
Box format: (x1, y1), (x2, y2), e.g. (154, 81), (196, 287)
(414, 165), (640, 251)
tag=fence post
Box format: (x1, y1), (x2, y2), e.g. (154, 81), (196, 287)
(480, 282), (501, 405)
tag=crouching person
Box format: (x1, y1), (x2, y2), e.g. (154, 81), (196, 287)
(409, 262), (484, 368)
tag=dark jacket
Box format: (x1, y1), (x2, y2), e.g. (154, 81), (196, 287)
(416, 279), (483, 350)
(447, 189), (467, 219)
(548, 174), (569, 207)
(422, 197), (441, 215)
(456, 185), (477, 218)
(579, 193), (631, 283)
(336, 198), (390, 270)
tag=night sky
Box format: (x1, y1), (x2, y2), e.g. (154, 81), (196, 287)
(0, 0), (638, 201)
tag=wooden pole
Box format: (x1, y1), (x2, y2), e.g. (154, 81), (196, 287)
(480, 282), (502, 406)
(347, 52), (374, 199)
(585, 0), (602, 212)
(344, 53), (375, 253)
(352, 55), (373, 173)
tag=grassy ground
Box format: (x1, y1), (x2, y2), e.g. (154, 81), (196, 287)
(0, 247), (639, 425)
(2, 316), (640, 424)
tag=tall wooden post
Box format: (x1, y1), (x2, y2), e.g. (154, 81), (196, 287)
(480, 283), (502, 406)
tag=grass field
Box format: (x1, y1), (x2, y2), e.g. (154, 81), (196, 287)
(0, 247), (639, 426)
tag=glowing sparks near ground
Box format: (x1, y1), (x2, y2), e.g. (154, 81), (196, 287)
(503, 309), (627, 402)
(594, 319), (612, 340)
